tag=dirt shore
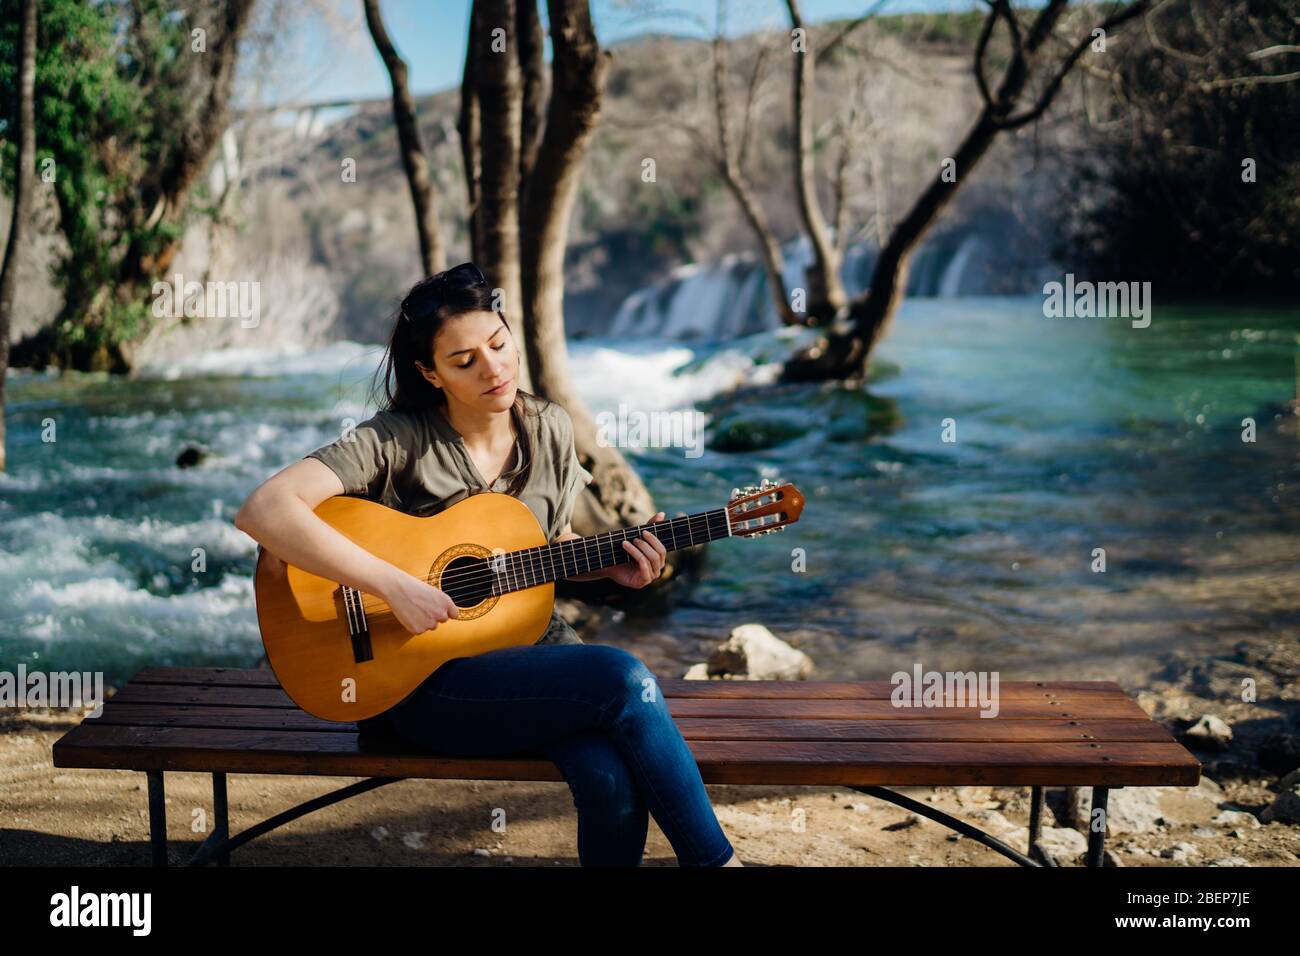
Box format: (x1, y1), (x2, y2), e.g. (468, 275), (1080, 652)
(3, 623), (1297, 867)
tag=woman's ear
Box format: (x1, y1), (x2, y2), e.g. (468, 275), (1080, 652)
(415, 360), (441, 390)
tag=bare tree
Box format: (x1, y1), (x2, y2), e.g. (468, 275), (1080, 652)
(0, 0), (36, 472)
(459, 0), (658, 530)
(680, 0), (885, 327)
(458, 1), (483, 260)
(363, 0), (447, 276)
(782, 0), (1153, 383)
(520, 0), (659, 529)
(786, 0), (848, 321)
(703, 14), (801, 326)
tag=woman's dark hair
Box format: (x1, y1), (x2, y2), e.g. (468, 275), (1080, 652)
(369, 265), (548, 498)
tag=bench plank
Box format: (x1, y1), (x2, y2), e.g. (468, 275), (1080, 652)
(87, 703), (1177, 743)
(105, 683), (1153, 720)
(52, 721), (1199, 786)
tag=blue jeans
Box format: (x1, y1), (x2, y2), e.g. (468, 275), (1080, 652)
(385, 643), (736, 867)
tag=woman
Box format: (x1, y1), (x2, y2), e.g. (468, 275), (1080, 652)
(233, 262), (741, 867)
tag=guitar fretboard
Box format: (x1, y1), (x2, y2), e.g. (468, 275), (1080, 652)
(488, 508), (732, 595)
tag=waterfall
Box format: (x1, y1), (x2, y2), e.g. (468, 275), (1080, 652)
(603, 226), (1032, 340)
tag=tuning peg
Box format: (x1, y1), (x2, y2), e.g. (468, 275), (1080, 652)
(730, 487), (741, 500)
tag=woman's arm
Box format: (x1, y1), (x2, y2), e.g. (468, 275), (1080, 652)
(233, 458), (458, 633)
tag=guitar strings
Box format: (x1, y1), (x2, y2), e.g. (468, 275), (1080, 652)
(353, 510), (728, 616)
(355, 511), (725, 614)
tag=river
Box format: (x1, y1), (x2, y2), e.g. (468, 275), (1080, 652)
(2, 296), (1296, 688)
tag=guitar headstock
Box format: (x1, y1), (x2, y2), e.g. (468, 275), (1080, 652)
(726, 478), (804, 538)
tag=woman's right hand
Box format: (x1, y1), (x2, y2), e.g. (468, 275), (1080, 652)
(381, 569), (461, 635)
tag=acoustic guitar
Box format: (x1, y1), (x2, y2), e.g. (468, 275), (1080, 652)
(254, 478), (804, 721)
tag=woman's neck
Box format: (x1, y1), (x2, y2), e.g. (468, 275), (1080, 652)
(441, 397), (513, 446)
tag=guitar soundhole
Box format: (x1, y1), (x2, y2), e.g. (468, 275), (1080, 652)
(439, 555), (495, 609)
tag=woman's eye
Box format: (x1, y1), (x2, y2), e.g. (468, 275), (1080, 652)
(457, 342), (503, 368)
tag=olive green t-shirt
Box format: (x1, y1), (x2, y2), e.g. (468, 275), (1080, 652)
(304, 391), (594, 647)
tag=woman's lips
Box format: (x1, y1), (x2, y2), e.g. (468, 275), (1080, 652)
(484, 378), (512, 395)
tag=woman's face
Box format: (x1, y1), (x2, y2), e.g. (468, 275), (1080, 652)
(417, 310), (519, 413)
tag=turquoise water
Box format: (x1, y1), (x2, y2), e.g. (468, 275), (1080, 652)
(2, 297), (1297, 686)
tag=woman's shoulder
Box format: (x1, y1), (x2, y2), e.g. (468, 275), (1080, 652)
(358, 405), (441, 442)
(521, 392), (573, 436)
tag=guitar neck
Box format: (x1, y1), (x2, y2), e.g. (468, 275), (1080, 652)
(491, 508), (733, 595)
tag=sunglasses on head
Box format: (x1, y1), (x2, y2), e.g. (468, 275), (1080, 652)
(402, 262), (488, 324)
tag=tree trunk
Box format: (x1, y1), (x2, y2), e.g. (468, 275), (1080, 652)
(719, 170), (802, 328)
(458, 1), (483, 262)
(520, 0), (657, 529)
(363, 0), (446, 277)
(473, 0), (532, 392)
(517, 0), (546, 187)
(0, 0), (37, 472)
(786, 0), (847, 323)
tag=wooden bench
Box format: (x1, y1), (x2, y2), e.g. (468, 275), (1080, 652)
(51, 666), (1201, 867)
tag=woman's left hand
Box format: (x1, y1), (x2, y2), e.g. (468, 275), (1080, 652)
(606, 511), (668, 589)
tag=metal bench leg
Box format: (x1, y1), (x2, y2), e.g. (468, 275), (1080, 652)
(850, 785), (1040, 867)
(1086, 786), (1109, 868)
(212, 773), (230, 866)
(1027, 785), (1057, 866)
(146, 770), (167, 867)
(188, 776), (403, 866)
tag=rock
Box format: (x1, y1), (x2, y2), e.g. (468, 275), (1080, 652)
(1000, 824), (1087, 863)
(1206, 856), (1250, 867)
(1259, 734), (1300, 772)
(1030, 827), (1088, 863)
(1160, 842), (1199, 861)
(955, 786), (999, 809)
(1279, 767), (1300, 789)
(175, 444), (211, 468)
(704, 623), (814, 680)
(1212, 809), (1261, 830)
(881, 813), (922, 831)
(1183, 714), (1233, 751)
(1068, 778), (1223, 834)
(1260, 783), (1300, 824)
(1068, 787), (1165, 834)
(966, 808), (1019, 836)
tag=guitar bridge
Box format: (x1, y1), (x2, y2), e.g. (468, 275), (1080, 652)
(337, 585), (373, 663)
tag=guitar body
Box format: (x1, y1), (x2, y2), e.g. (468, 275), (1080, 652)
(255, 492), (554, 722)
